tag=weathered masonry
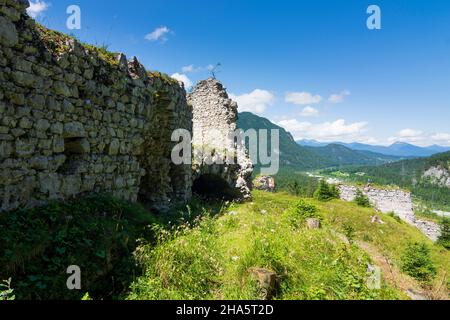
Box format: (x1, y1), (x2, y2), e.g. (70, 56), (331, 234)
(0, 0), (252, 212)
(338, 184), (441, 241)
(0, 0), (192, 212)
(188, 79), (253, 201)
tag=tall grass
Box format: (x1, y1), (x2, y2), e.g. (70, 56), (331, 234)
(128, 192), (403, 300)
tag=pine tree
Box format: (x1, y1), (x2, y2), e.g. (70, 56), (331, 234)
(437, 218), (450, 249)
(314, 180), (339, 201)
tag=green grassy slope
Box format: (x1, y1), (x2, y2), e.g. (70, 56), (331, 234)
(127, 191), (450, 300)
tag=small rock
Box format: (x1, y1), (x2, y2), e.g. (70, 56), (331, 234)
(253, 175), (275, 192)
(371, 215), (385, 224)
(306, 218), (321, 229)
(108, 139), (120, 155)
(249, 268), (277, 300)
(405, 289), (430, 301)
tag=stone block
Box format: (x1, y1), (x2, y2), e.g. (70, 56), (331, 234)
(306, 218), (321, 229)
(0, 15), (18, 47)
(63, 122), (86, 138)
(249, 268), (277, 300)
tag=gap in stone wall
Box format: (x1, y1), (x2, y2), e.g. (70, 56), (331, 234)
(192, 173), (240, 201)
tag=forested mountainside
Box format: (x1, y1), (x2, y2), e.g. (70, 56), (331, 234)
(237, 112), (402, 171)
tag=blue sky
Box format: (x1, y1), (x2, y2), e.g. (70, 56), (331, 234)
(28, 0), (450, 146)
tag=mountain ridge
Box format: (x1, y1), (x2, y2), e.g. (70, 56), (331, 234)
(297, 139), (450, 158)
(237, 112), (403, 170)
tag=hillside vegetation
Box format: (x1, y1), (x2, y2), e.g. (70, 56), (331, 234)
(237, 112), (329, 170)
(128, 191), (449, 300)
(2, 191), (448, 300)
(299, 140), (450, 158)
(0, 195), (157, 300)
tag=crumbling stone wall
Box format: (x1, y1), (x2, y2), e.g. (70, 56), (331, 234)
(0, 0), (192, 212)
(338, 184), (441, 241)
(188, 78), (253, 200)
(339, 185), (416, 224)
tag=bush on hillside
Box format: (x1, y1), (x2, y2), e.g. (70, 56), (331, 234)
(354, 190), (371, 208)
(437, 218), (450, 250)
(401, 242), (437, 284)
(284, 199), (321, 228)
(313, 180), (340, 202)
(343, 224), (355, 244)
(273, 169), (319, 197)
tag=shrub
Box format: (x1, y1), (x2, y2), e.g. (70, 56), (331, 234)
(354, 190), (371, 208)
(284, 200), (321, 228)
(313, 180), (339, 202)
(401, 242), (437, 284)
(437, 218), (450, 250)
(343, 224), (355, 244)
(387, 212), (402, 223)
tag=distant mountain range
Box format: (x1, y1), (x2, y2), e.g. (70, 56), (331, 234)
(297, 139), (450, 158)
(237, 112), (404, 171)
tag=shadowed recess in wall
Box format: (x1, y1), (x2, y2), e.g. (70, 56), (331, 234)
(192, 174), (241, 201)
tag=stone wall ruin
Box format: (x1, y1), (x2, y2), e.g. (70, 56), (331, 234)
(338, 184), (441, 241)
(0, 0), (192, 212)
(0, 0), (253, 213)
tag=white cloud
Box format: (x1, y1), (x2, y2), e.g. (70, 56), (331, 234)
(398, 128), (423, 138)
(388, 129), (450, 146)
(145, 26), (171, 42)
(27, 0), (49, 18)
(181, 64), (218, 74)
(299, 106), (319, 117)
(388, 128), (424, 144)
(328, 90), (351, 104)
(277, 118), (369, 142)
(230, 89), (274, 114)
(182, 65), (196, 73)
(285, 92), (322, 105)
(171, 73), (193, 89)
(431, 133), (450, 145)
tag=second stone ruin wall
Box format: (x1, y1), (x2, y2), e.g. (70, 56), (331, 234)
(339, 185), (416, 224)
(338, 184), (441, 241)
